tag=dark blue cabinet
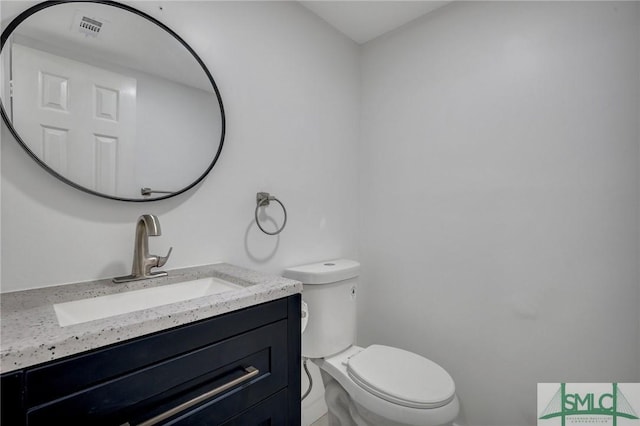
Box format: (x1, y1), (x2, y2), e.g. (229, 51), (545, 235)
(1, 295), (301, 426)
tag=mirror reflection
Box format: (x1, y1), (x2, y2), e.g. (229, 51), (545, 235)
(1, 1), (224, 201)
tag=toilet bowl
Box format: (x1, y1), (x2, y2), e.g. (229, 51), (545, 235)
(284, 259), (459, 426)
(317, 345), (459, 426)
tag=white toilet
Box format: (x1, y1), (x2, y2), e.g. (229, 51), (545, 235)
(284, 259), (459, 426)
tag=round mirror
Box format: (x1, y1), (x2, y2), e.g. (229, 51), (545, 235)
(0, 1), (225, 201)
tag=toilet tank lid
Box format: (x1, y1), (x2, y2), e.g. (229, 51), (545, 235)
(283, 259), (360, 284)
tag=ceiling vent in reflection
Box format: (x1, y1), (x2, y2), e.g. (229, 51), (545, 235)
(79, 17), (102, 35)
(70, 11), (105, 38)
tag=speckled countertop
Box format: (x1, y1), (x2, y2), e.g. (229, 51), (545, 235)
(0, 263), (302, 374)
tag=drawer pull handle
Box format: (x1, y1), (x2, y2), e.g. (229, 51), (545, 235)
(135, 366), (259, 426)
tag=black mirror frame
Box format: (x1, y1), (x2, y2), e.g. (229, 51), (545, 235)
(0, 0), (226, 202)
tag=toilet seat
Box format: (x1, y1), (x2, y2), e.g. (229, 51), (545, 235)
(347, 345), (455, 409)
(316, 345), (459, 426)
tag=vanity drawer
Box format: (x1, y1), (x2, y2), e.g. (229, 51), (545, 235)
(25, 320), (288, 425)
(24, 298), (287, 407)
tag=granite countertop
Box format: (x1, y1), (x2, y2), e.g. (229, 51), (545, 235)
(0, 263), (302, 374)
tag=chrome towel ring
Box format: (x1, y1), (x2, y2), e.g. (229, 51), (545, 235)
(255, 192), (287, 235)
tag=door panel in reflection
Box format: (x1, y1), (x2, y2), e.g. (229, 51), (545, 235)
(12, 43), (137, 197)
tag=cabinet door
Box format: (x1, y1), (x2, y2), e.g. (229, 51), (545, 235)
(1, 371), (24, 426)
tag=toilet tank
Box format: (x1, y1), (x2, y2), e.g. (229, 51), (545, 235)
(283, 259), (360, 359)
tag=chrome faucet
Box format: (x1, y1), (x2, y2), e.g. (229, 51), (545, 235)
(113, 214), (173, 283)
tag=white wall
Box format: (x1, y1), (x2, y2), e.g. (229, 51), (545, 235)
(1, 1), (360, 291)
(134, 72), (220, 195)
(359, 2), (639, 426)
(302, 358), (328, 426)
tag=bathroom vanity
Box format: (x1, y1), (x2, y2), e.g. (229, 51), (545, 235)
(0, 264), (302, 425)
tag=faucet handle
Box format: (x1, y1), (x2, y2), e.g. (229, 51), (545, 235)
(157, 247), (173, 268)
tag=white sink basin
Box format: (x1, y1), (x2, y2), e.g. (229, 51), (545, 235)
(54, 277), (241, 327)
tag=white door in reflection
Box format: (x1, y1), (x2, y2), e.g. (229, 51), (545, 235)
(12, 43), (137, 197)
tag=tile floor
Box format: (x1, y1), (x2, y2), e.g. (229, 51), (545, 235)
(311, 414), (328, 426)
